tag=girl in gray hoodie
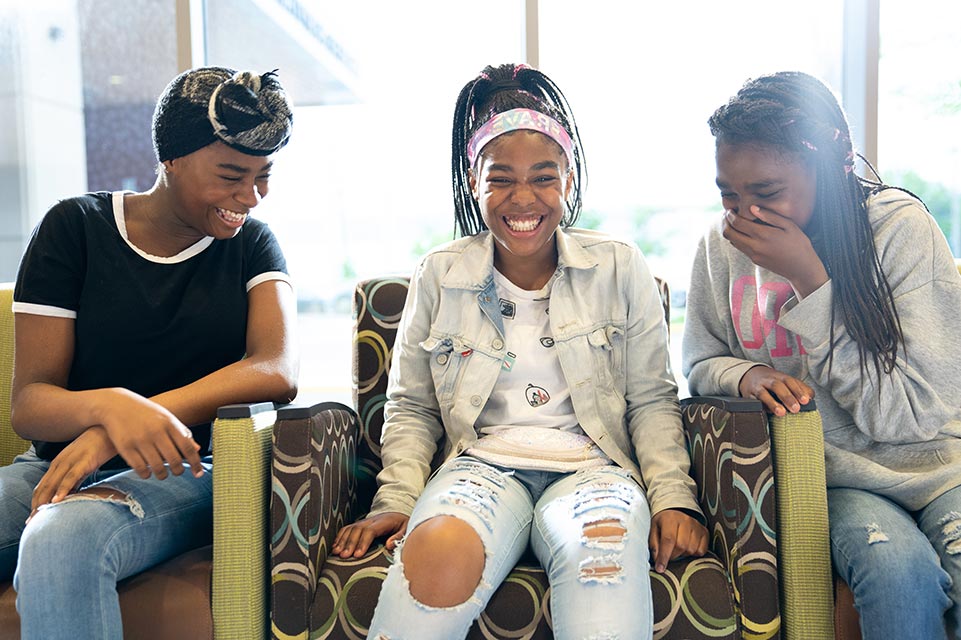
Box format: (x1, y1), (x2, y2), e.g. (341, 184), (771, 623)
(683, 71), (961, 639)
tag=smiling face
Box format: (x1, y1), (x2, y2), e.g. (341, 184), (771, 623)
(715, 141), (817, 230)
(470, 130), (572, 286)
(165, 141), (274, 240)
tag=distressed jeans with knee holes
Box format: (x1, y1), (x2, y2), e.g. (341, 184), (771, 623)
(367, 456), (653, 640)
(829, 485), (961, 640)
(0, 447), (214, 640)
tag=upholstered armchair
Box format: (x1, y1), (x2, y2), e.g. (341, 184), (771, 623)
(0, 282), (277, 640)
(268, 275), (849, 639)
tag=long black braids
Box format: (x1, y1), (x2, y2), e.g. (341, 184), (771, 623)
(708, 70), (905, 381)
(451, 63), (586, 237)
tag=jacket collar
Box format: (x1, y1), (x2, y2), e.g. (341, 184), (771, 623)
(441, 227), (597, 291)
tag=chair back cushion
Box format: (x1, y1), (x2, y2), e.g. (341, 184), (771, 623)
(352, 277), (411, 509)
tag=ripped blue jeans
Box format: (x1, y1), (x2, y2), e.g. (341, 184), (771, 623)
(0, 447), (213, 640)
(367, 456), (653, 640)
(829, 485), (961, 640)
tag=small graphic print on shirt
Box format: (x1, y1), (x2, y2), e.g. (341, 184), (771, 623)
(499, 298), (516, 319)
(539, 337), (555, 348)
(502, 351), (517, 371)
(526, 384), (550, 407)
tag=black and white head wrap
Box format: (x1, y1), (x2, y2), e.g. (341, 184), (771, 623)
(152, 66), (293, 162)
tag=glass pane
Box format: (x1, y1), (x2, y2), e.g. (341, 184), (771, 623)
(878, 0), (961, 256)
(205, 0), (525, 401)
(0, 1), (177, 281)
(539, 1), (843, 391)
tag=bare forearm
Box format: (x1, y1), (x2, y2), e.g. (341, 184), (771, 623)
(12, 384), (117, 441)
(151, 354), (298, 427)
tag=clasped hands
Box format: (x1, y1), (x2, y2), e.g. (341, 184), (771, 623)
(29, 388), (203, 520)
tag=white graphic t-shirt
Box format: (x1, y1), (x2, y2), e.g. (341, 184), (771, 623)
(467, 269), (611, 472)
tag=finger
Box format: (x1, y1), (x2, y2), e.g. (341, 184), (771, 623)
(750, 205), (788, 229)
(654, 526), (676, 573)
(753, 388), (786, 417)
(332, 525), (351, 552)
(140, 446), (168, 481)
(117, 447), (151, 479)
(784, 377), (813, 406)
(697, 527), (710, 556)
(173, 432), (205, 478)
(769, 380), (803, 413)
(339, 525), (367, 558)
(154, 436), (187, 477)
(50, 465), (87, 503)
(723, 210), (753, 236)
(353, 529), (376, 558)
(31, 478), (55, 515)
(672, 524), (692, 559)
(385, 530), (404, 551)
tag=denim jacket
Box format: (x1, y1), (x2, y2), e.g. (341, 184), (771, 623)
(369, 227), (701, 519)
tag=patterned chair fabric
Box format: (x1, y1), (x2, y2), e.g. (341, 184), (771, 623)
(270, 276), (785, 640)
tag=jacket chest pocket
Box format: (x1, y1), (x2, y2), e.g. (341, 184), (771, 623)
(586, 325), (626, 390)
(421, 336), (472, 407)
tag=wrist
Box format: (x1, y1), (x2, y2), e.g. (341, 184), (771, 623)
(791, 263), (829, 299)
(86, 387), (133, 427)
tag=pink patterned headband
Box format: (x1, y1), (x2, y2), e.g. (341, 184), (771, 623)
(467, 108), (575, 168)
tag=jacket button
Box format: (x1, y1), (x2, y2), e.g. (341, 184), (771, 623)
(492, 338), (504, 350)
(436, 353), (449, 365)
(470, 395), (482, 406)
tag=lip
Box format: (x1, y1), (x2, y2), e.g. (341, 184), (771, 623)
(502, 214), (544, 235)
(216, 207), (247, 229)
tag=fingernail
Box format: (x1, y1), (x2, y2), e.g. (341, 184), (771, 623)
(800, 395), (809, 403)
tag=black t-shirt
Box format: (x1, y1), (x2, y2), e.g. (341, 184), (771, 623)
(13, 191), (290, 464)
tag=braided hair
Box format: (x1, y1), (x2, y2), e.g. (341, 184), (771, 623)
(451, 63), (586, 237)
(708, 71), (904, 379)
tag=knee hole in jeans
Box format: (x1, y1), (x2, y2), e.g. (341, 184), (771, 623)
(41, 486), (144, 519)
(401, 515), (486, 608)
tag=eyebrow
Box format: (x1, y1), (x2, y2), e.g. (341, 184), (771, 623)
(715, 178), (784, 190)
(218, 161), (274, 174)
(487, 160), (561, 173)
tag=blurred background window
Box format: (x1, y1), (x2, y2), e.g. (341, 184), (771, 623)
(2, 0), (955, 402)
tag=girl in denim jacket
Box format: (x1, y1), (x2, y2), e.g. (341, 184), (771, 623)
(333, 63), (707, 640)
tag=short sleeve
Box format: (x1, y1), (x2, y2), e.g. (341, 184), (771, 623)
(242, 218), (290, 292)
(13, 199), (88, 318)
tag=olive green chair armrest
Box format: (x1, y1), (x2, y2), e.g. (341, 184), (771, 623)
(769, 402), (835, 640)
(212, 401), (279, 640)
(0, 283), (31, 467)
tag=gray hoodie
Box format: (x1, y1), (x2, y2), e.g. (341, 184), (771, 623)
(683, 188), (961, 510)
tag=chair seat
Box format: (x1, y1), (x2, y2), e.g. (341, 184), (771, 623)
(305, 545), (738, 639)
(0, 545), (213, 640)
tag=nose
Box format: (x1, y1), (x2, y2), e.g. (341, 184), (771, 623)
(234, 180), (262, 209)
(510, 181), (536, 206)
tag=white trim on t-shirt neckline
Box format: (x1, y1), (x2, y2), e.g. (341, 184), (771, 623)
(112, 191), (214, 264)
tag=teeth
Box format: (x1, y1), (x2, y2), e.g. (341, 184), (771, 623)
(505, 216), (541, 232)
(217, 208), (246, 223)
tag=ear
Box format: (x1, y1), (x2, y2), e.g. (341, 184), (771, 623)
(469, 168), (479, 200)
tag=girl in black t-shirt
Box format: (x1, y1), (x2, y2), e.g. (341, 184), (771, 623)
(3, 67), (299, 638)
